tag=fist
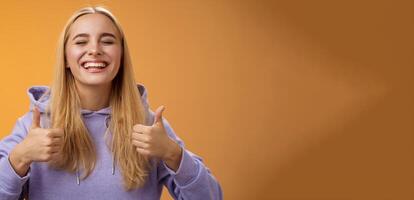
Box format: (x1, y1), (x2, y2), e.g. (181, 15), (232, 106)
(132, 106), (181, 162)
(20, 107), (64, 163)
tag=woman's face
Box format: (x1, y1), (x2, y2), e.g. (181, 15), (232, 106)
(65, 13), (122, 87)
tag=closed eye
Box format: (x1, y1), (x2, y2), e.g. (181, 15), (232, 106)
(102, 41), (114, 45)
(75, 41), (87, 45)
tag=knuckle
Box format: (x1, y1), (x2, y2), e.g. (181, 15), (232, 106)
(45, 146), (52, 153)
(133, 124), (141, 132)
(51, 138), (57, 145)
(45, 129), (53, 136)
(54, 138), (62, 144)
(141, 150), (150, 155)
(41, 154), (51, 161)
(44, 138), (52, 146)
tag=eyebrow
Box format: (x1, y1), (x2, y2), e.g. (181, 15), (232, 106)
(72, 32), (117, 40)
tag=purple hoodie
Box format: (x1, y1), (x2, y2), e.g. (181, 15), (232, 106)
(0, 84), (222, 200)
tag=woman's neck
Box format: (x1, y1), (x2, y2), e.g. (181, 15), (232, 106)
(75, 82), (111, 111)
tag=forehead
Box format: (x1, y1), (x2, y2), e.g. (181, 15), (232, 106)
(68, 13), (120, 37)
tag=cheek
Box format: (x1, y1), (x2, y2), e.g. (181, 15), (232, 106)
(65, 47), (83, 66)
(107, 47), (122, 67)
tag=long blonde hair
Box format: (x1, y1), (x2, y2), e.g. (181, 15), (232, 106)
(48, 6), (150, 190)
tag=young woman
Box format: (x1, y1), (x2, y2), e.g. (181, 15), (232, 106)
(0, 6), (222, 200)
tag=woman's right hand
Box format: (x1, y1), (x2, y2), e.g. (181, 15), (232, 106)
(8, 107), (64, 177)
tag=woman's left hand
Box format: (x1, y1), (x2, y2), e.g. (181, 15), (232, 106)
(132, 106), (182, 171)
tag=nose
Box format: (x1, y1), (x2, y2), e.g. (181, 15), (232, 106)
(87, 43), (102, 56)
(87, 49), (102, 56)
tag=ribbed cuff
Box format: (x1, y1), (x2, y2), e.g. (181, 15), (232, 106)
(163, 148), (200, 187)
(0, 157), (30, 194)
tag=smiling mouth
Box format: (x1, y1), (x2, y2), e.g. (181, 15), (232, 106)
(81, 61), (108, 69)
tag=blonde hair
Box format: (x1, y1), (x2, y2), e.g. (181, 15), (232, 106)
(48, 6), (150, 190)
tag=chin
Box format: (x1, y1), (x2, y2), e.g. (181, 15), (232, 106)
(77, 78), (113, 87)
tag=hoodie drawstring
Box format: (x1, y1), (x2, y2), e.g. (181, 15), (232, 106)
(106, 116), (116, 176)
(76, 115), (115, 185)
(76, 169), (80, 185)
(112, 156), (116, 175)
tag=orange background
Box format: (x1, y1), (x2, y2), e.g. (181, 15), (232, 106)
(0, 0), (413, 199)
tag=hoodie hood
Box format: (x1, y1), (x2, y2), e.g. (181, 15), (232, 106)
(27, 83), (150, 115)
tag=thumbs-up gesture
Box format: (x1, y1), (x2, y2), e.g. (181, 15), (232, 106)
(9, 107), (64, 176)
(132, 106), (182, 171)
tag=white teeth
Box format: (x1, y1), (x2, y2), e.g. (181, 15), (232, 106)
(83, 62), (107, 69)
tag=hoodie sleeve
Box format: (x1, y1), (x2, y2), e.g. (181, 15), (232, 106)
(150, 111), (223, 200)
(0, 114), (31, 200)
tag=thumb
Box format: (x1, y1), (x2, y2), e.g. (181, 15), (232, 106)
(31, 106), (41, 129)
(153, 105), (165, 126)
